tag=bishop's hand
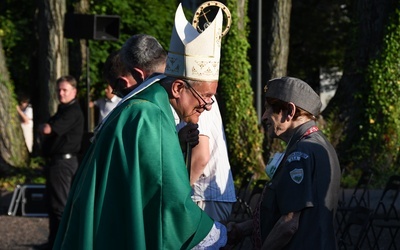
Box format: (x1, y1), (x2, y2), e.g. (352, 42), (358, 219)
(178, 123), (199, 152)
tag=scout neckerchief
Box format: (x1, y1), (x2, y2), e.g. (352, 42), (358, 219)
(252, 125), (319, 250)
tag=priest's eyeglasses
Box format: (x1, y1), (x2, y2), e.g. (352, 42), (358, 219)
(183, 80), (215, 109)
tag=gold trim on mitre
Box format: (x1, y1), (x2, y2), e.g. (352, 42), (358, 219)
(165, 3), (223, 82)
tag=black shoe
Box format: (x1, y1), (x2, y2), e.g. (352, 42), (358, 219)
(33, 242), (51, 250)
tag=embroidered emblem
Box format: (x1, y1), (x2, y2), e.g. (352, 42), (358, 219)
(168, 57), (177, 65)
(287, 151), (309, 163)
(290, 168), (304, 184)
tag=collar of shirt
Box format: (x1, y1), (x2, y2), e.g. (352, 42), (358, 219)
(107, 95), (121, 103)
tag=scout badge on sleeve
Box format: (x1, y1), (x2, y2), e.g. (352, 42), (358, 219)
(290, 168), (304, 184)
(286, 151), (309, 184)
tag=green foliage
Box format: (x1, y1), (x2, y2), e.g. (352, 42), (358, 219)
(340, 168), (362, 188)
(319, 107), (344, 149)
(84, 0), (177, 99)
(0, 0), (36, 95)
(0, 157), (46, 191)
(219, 0), (265, 182)
(349, 8), (400, 185)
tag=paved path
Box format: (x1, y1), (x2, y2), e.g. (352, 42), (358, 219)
(0, 190), (48, 249)
(0, 215), (48, 250)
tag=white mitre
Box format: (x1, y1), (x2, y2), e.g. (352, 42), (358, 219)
(165, 3), (223, 81)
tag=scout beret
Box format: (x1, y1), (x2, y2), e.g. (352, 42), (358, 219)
(264, 77), (322, 116)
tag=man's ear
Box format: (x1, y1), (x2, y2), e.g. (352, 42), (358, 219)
(287, 102), (296, 119)
(115, 77), (130, 89)
(132, 67), (146, 83)
(171, 80), (185, 98)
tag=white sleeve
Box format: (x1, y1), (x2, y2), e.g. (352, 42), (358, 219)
(191, 221), (227, 249)
(25, 106), (33, 120)
(197, 108), (211, 137)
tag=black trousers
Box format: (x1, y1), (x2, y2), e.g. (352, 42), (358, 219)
(45, 156), (78, 247)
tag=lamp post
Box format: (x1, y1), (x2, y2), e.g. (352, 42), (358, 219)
(256, 0), (262, 124)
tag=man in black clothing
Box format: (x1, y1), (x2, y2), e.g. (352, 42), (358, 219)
(38, 75), (84, 250)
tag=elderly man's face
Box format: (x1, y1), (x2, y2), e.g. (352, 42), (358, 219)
(178, 80), (218, 124)
(262, 101), (288, 139)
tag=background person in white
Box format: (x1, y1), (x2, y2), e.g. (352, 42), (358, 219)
(178, 97), (236, 222)
(90, 84), (121, 124)
(16, 94), (34, 153)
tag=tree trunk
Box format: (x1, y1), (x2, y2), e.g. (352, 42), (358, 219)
(33, 0), (69, 157)
(36, 0), (69, 123)
(0, 39), (30, 173)
(263, 0), (292, 80)
(0, 40), (10, 82)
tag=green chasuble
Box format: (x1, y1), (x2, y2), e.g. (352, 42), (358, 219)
(54, 82), (213, 249)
